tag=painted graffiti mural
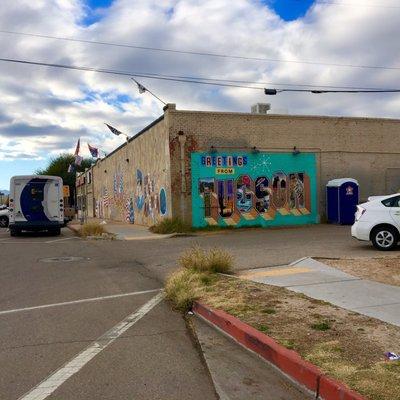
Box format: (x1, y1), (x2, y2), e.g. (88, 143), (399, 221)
(191, 152), (317, 228)
(96, 168), (168, 225)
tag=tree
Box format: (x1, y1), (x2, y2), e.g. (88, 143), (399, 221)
(36, 153), (93, 188)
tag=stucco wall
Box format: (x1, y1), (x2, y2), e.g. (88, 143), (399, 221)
(166, 108), (400, 223)
(92, 117), (172, 226)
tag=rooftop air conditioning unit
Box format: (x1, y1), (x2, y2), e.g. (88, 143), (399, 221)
(251, 103), (271, 114)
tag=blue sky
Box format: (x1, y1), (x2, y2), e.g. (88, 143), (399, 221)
(84, 0), (315, 23)
(0, 0), (317, 189)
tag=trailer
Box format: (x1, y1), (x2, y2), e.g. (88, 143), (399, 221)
(9, 175), (64, 236)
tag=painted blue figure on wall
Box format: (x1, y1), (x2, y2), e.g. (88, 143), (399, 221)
(135, 169), (144, 210)
(236, 175), (252, 213)
(255, 177), (271, 213)
(160, 188), (167, 215)
(129, 198), (135, 223)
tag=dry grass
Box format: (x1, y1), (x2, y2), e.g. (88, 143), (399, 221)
(165, 246), (233, 312)
(200, 276), (400, 400)
(150, 217), (193, 234)
(80, 222), (106, 237)
(321, 257), (400, 287)
(165, 268), (217, 312)
(179, 246), (233, 274)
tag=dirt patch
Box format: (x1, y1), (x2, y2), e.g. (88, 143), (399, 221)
(320, 257), (400, 287)
(200, 275), (400, 400)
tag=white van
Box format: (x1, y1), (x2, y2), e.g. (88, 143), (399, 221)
(9, 175), (64, 236)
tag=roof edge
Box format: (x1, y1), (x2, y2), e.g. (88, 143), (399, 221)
(101, 115), (164, 161)
(169, 109), (400, 123)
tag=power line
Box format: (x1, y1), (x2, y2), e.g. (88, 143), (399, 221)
(0, 57), (399, 94)
(307, 0), (400, 9)
(0, 29), (399, 72)
(265, 88), (400, 95)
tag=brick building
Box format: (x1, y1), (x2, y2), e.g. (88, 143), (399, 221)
(77, 104), (400, 227)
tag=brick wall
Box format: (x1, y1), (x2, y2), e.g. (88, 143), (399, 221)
(166, 107), (400, 223)
(92, 117), (171, 226)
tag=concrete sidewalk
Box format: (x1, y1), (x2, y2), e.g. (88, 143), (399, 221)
(192, 315), (311, 400)
(240, 257), (400, 327)
(68, 218), (178, 240)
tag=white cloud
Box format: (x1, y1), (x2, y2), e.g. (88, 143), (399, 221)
(0, 0), (399, 162)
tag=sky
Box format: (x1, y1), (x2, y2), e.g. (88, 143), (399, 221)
(1, 0), (400, 189)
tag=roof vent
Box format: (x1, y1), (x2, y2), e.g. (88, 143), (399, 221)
(251, 103), (271, 114)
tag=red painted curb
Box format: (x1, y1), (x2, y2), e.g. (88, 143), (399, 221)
(193, 302), (365, 400)
(319, 375), (365, 400)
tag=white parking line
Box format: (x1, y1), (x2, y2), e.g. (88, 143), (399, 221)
(18, 292), (164, 400)
(0, 289), (162, 316)
(45, 237), (79, 243)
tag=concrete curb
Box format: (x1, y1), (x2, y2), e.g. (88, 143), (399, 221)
(193, 302), (365, 400)
(66, 224), (81, 235)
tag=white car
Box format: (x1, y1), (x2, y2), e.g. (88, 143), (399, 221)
(0, 206), (9, 228)
(352, 194), (400, 250)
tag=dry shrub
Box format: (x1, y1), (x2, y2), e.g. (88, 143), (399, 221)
(80, 222), (106, 237)
(179, 245), (233, 274)
(150, 217), (193, 234)
(165, 269), (203, 312)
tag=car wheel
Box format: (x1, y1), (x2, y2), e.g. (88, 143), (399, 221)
(371, 226), (398, 251)
(0, 216), (8, 228)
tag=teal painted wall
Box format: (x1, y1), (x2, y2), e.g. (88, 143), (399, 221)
(191, 152), (318, 228)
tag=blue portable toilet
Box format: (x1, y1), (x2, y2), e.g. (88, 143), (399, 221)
(326, 178), (359, 225)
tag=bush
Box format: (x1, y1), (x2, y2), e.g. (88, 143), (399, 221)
(179, 246), (233, 274)
(150, 217), (193, 234)
(80, 222), (106, 237)
(165, 269), (203, 312)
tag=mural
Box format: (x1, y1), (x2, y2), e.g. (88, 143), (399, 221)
(191, 152), (317, 228)
(96, 168), (168, 225)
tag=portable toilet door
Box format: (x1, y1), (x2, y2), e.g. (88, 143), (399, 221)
(326, 178), (359, 225)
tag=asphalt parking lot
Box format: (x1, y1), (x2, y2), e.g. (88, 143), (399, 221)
(0, 227), (217, 400)
(0, 223), (390, 399)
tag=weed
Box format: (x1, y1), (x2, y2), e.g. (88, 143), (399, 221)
(150, 217), (193, 234)
(80, 222), (106, 237)
(207, 248), (234, 273)
(311, 321), (331, 331)
(258, 324), (270, 333)
(165, 269), (203, 312)
(280, 339), (296, 350)
(179, 246), (233, 274)
(262, 308), (277, 315)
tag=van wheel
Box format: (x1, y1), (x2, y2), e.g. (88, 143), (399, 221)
(51, 228), (61, 236)
(371, 226), (398, 251)
(0, 216), (8, 228)
(10, 228), (19, 237)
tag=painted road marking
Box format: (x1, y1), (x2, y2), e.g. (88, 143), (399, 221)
(45, 237), (80, 243)
(0, 238), (79, 244)
(0, 289), (162, 316)
(240, 267), (312, 279)
(18, 292), (164, 400)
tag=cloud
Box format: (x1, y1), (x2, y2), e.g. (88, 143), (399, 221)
(0, 0), (399, 163)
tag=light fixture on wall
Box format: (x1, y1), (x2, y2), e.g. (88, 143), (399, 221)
(252, 146), (260, 154)
(292, 146), (300, 156)
(210, 146), (218, 153)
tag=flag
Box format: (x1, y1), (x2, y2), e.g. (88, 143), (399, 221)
(137, 82), (146, 94)
(105, 123), (123, 136)
(88, 143), (99, 158)
(74, 138), (80, 156)
(74, 155), (83, 166)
